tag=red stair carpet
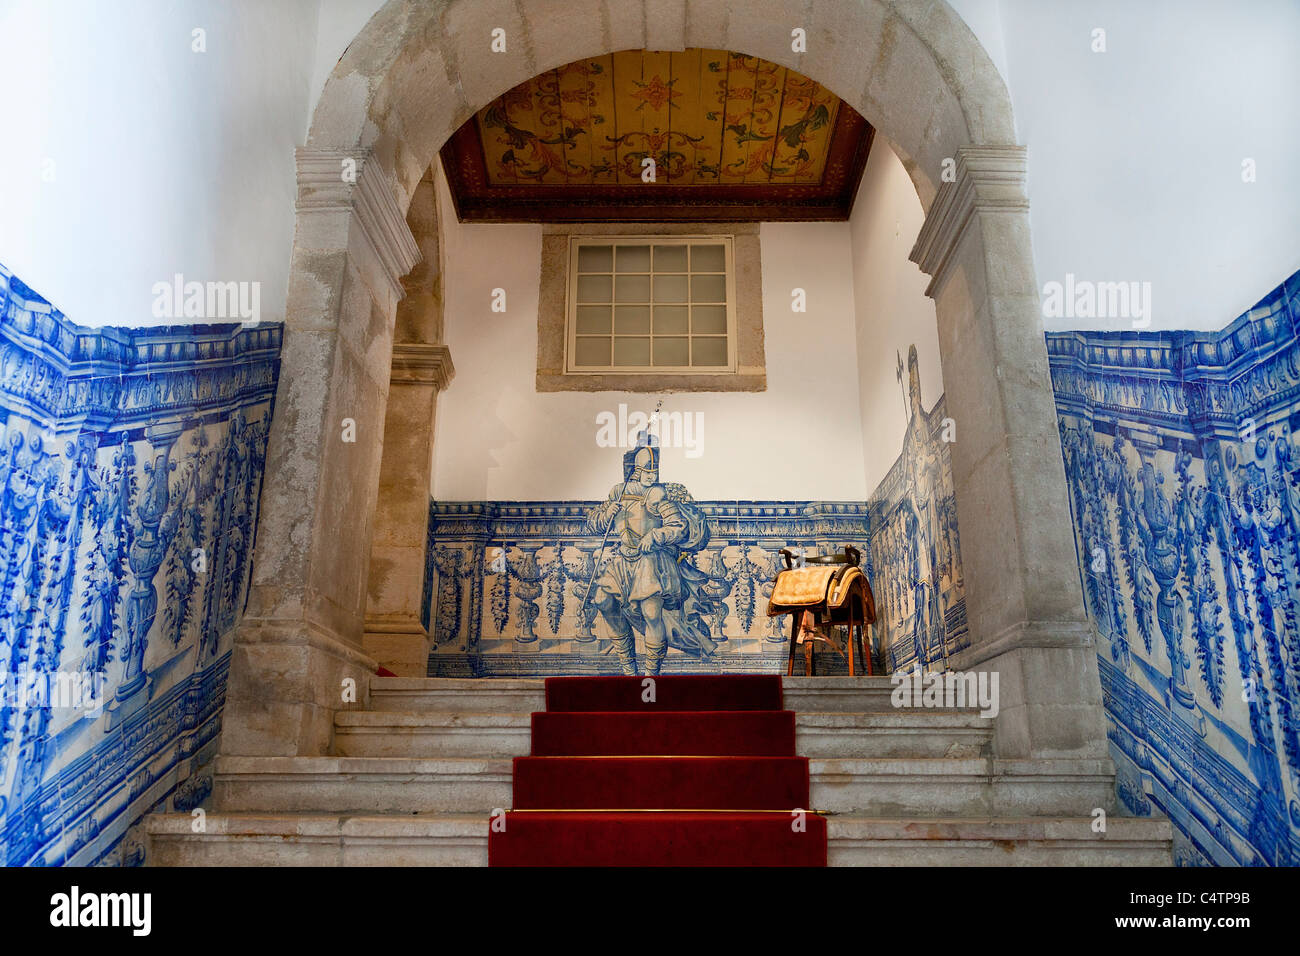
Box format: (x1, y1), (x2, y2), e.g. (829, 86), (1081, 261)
(489, 675), (826, 866)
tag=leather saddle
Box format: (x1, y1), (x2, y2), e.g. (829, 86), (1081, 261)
(766, 545), (877, 676)
(766, 545), (876, 622)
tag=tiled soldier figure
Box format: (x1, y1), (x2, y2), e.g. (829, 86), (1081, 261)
(581, 438), (717, 675)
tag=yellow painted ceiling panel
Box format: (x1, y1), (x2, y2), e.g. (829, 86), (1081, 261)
(475, 48), (844, 187)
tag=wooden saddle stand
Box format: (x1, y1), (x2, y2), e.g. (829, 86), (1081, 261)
(766, 545), (877, 676)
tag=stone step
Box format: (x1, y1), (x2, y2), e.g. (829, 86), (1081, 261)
(214, 754), (1115, 818)
(144, 813), (487, 867)
(213, 756), (514, 814)
(782, 676), (985, 714)
(333, 709), (991, 759)
(365, 677), (934, 716)
(368, 677), (545, 713)
(334, 711), (532, 758)
(809, 757), (1119, 817)
(144, 812), (1171, 867)
(826, 815), (1173, 866)
(796, 711), (992, 758)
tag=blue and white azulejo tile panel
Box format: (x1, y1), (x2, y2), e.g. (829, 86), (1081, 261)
(1048, 268), (1300, 866)
(0, 263), (280, 866)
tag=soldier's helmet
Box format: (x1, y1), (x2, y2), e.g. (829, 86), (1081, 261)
(623, 430), (660, 482)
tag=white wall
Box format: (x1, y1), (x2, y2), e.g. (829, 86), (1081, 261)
(946, 0), (1011, 91)
(432, 172), (869, 502)
(309, 0), (386, 129)
(953, 0), (1300, 331)
(0, 0), (319, 328)
(849, 143), (945, 492)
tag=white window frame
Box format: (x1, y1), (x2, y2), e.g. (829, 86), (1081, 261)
(564, 235), (738, 375)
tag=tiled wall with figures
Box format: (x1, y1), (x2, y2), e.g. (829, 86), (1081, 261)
(425, 499), (874, 676)
(423, 349), (969, 677)
(865, 347), (968, 672)
(1048, 269), (1300, 866)
(0, 264), (279, 866)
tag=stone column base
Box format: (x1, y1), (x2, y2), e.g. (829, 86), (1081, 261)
(220, 619), (378, 757)
(948, 622), (1109, 761)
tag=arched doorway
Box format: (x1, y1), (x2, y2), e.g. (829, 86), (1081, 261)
(222, 0), (1105, 764)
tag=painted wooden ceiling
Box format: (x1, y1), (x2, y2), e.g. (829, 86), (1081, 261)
(439, 49), (874, 222)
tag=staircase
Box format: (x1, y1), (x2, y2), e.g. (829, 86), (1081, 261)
(492, 675), (826, 865)
(145, 676), (1172, 865)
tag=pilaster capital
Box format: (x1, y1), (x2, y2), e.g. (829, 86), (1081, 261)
(295, 147), (421, 303)
(390, 342), (455, 389)
(910, 145), (1029, 297)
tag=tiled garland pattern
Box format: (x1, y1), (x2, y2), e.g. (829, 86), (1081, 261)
(0, 265), (279, 866)
(1047, 269), (1300, 866)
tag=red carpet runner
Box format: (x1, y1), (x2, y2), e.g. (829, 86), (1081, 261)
(489, 675), (827, 866)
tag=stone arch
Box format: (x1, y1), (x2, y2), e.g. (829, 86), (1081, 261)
(308, 0), (1014, 210)
(223, 0), (1105, 764)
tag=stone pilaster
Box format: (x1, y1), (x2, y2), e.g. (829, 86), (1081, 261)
(911, 145), (1109, 760)
(363, 343), (455, 675)
(221, 148), (421, 756)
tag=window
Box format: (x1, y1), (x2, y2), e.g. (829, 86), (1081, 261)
(536, 224), (765, 393)
(566, 236), (736, 373)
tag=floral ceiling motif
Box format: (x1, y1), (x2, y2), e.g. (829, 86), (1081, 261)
(440, 49), (874, 222)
